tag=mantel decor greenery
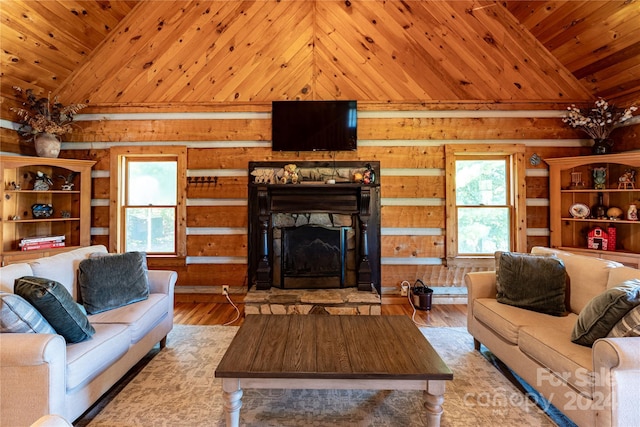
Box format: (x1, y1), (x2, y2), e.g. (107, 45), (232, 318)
(562, 98), (637, 155)
(10, 86), (86, 158)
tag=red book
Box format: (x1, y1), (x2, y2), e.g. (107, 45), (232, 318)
(21, 241), (66, 251)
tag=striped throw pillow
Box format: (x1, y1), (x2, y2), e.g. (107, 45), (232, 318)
(0, 292), (56, 334)
(607, 305), (640, 337)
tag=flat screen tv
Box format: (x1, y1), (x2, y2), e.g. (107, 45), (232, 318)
(271, 100), (357, 151)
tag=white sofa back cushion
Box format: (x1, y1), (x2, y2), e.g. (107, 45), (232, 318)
(28, 245), (108, 300)
(607, 266), (640, 289)
(531, 247), (622, 314)
(0, 263), (34, 293)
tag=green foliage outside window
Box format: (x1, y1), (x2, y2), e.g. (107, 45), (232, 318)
(125, 161), (177, 253)
(456, 160), (510, 255)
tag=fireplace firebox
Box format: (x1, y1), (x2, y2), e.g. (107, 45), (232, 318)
(247, 161), (381, 294)
(282, 225), (346, 289)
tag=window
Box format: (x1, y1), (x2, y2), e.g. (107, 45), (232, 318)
(445, 145), (527, 261)
(110, 147), (187, 256)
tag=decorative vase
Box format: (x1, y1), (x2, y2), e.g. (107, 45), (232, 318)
(592, 138), (613, 155)
(34, 132), (61, 158)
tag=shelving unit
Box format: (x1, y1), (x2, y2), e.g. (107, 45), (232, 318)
(1, 155), (95, 265)
(546, 152), (640, 268)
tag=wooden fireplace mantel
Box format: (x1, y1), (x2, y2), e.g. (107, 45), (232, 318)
(247, 161), (381, 294)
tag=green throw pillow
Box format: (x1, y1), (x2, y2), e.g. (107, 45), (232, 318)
(0, 291), (57, 334)
(572, 280), (640, 346)
(78, 251), (149, 315)
(14, 276), (95, 343)
(496, 251), (567, 316)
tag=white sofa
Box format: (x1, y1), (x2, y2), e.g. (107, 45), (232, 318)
(466, 247), (640, 427)
(0, 245), (177, 426)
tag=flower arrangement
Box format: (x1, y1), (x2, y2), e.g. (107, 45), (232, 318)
(562, 98), (637, 140)
(9, 86), (86, 139)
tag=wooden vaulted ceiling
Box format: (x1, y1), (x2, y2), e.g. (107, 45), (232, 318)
(1, 0), (639, 108)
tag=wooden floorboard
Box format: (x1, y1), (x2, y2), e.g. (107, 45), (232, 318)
(174, 295), (467, 327)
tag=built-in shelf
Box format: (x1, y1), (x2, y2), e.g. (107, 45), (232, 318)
(1, 155), (95, 265)
(547, 152), (640, 268)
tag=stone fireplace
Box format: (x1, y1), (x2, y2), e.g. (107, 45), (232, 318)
(247, 161), (381, 294)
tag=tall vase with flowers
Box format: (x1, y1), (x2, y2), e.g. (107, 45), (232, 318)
(9, 87), (86, 158)
(562, 99), (637, 155)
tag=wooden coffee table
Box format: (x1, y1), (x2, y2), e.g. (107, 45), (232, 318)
(215, 315), (453, 426)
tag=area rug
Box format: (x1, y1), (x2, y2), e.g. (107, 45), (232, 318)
(84, 324), (559, 426)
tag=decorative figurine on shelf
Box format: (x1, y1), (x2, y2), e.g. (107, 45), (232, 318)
(279, 164), (299, 184)
(593, 167), (607, 190)
(363, 163), (376, 184)
(33, 171), (53, 191)
(569, 171), (584, 189)
(58, 172), (77, 190)
(607, 206), (624, 219)
(628, 204), (638, 221)
(618, 169), (636, 189)
(31, 203), (53, 218)
(250, 168), (276, 184)
(587, 227), (609, 250)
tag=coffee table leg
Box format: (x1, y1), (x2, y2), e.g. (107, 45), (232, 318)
(222, 378), (243, 427)
(424, 380), (445, 427)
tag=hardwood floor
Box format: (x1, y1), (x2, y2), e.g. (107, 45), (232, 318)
(174, 294), (468, 328)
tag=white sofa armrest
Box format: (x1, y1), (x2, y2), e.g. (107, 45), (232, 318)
(464, 271), (497, 342)
(148, 270), (177, 295)
(0, 333), (67, 426)
(594, 336), (640, 369)
(465, 270), (497, 301)
(592, 337), (640, 426)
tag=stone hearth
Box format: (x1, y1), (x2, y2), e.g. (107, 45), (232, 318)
(244, 288), (381, 315)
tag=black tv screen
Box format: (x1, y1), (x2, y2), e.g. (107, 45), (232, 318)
(271, 100), (357, 151)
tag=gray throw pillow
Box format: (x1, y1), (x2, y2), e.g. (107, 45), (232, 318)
(78, 251), (149, 315)
(14, 276), (95, 343)
(0, 291), (57, 334)
(572, 280), (640, 346)
(496, 251), (567, 316)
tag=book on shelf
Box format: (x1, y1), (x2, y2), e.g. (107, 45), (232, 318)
(20, 241), (66, 251)
(19, 234), (66, 245)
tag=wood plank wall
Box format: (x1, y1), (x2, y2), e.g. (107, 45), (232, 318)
(2, 101), (639, 293)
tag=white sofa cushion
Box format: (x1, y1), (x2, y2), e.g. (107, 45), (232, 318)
(473, 298), (577, 345)
(531, 247), (622, 313)
(29, 246), (108, 300)
(66, 323), (130, 391)
(607, 266), (640, 289)
(519, 325), (594, 397)
(88, 294), (169, 344)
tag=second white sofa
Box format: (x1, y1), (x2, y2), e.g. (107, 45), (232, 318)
(466, 247), (640, 427)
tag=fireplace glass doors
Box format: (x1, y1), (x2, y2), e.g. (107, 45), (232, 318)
(281, 225), (347, 289)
